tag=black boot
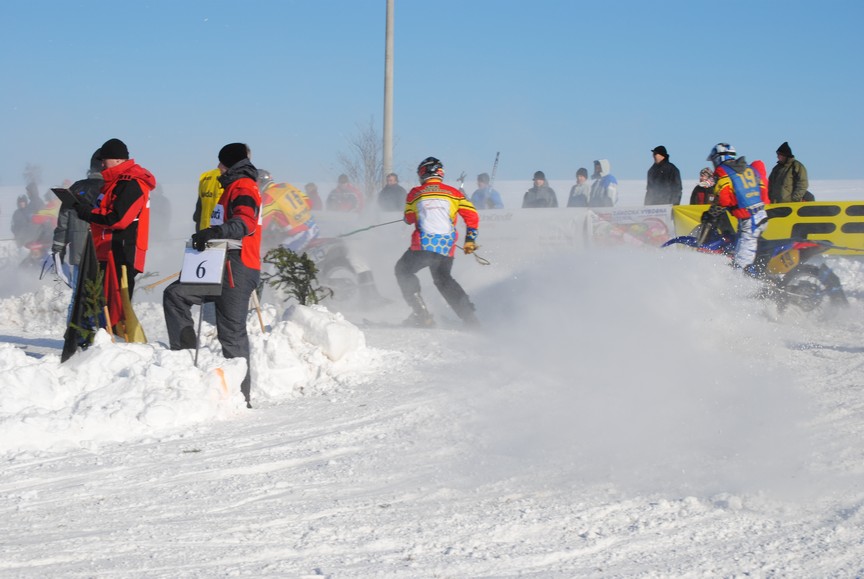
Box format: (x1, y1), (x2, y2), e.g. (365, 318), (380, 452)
(403, 292), (435, 327)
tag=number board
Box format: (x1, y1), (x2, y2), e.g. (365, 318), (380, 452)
(180, 246), (227, 285)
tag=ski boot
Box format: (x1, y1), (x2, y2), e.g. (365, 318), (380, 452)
(403, 292), (435, 327)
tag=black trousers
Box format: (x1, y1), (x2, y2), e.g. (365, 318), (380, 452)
(394, 249), (474, 319)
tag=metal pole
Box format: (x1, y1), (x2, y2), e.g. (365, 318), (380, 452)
(383, 0), (394, 177)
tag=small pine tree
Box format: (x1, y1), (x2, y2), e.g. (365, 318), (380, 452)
(68, 267), (105, 349)
(262, 247), (333, 305)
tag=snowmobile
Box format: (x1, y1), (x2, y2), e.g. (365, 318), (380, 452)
(662, 211), (848, 313)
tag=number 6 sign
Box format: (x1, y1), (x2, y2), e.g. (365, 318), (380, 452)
(180, 245), (227, 286)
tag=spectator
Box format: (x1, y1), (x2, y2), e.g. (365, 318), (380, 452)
(25, 182), (43, 213)
(304, 182), (323, 211)
(395, 157), (479, 327)
(588, 159), (618, 207)
(51, 150), (104, 319)
(377, 172), (408, 212)
(75, 138), (156, 328)
(689, 167), (718, 205)
(768, 141), (810, 203)
(644, 145), (683, 205)
(193, 168), (223, 232)
(327, 174), (364, 212)
(707, 143), (769, 271)
(11, 195), (32, 247)
(470, 173), (504, 209)
(522, 171), (558, 208)
(567, 168), (590, 207)
(163, 142), (262, 408)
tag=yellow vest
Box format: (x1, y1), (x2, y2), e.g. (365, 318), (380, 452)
(197, 168), (224, 229)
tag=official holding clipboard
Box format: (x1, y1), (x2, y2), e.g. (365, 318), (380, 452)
(50, 149), (104, 322)
(69, 139), (156, 335)
(162, 143), (262, 409)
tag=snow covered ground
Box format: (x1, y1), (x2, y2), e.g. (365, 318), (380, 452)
(1, 193), (864, 576)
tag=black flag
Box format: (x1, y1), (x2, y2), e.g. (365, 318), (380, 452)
(61, 231), (102, 363)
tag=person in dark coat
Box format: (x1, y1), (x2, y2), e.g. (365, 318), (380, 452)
(644, 145), (682, 205)
(522, 171), (558, 208)
(52, 150), (104, 319)
(768, 141), (810, 203)
(377, 173), (408, 212)
(11, 196), (33, 247)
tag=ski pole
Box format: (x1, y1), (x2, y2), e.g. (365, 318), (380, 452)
(456, 245), (491, 265)
(338, 219), (403, 238)
(141, 272), (179, 291)
(250, 290), (266, 333)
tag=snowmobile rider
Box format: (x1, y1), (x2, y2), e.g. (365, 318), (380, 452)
(707, 143), (769, 272)
(162, 143), (262, 409)
(394, 157), (480, 327)
(257, 169), (320, 253)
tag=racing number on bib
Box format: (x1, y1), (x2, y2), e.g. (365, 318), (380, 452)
(740, 168), (758, 189)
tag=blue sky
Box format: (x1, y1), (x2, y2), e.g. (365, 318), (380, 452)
(1, 0), (862, 190)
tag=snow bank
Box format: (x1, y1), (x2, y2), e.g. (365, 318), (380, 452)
(0, 297), (376, 456)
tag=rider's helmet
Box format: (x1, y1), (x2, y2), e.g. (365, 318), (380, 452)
(417, 157), (444, 182)
(257, 169), (273, 190)
(707, 143), (736, 168)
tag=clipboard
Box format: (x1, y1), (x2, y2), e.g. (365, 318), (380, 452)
(51, 187), (84, 207)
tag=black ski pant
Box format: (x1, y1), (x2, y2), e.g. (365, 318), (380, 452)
(394, 249), (474, 320)
(163, 251), (259, 404)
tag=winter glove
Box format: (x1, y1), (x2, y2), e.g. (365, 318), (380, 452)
(463, 241), (477, 255)
(191, 227), (220, 251)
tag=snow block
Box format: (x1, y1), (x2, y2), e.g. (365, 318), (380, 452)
(281, 304), (365, 361)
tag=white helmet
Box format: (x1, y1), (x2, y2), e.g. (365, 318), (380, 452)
(707, 143), (736, 167)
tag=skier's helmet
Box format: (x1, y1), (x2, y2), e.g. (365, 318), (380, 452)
(707, 143), (736, 168)
(417, 157), (444, 181)
(257, 169), (273, 190)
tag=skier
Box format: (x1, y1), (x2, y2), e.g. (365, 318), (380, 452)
(395, 157), (479, 327)
(707, 143), (769, 272)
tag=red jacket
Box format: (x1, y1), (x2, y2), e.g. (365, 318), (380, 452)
(216, 174), (262, 270)
(91, 159), (156, 271)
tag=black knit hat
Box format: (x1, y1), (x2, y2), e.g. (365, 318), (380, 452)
(577, 167), (588, 179)
(218, 142), (248, 168)
(98, 138), (129, 160)
(533, 170), (546, 180)
(776, 141), (793, 157)
(651, 145), (668, 157)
